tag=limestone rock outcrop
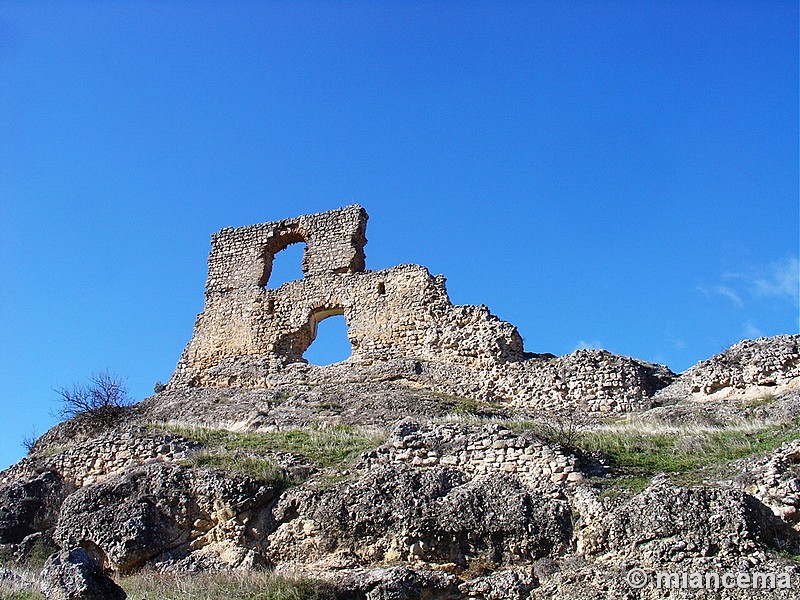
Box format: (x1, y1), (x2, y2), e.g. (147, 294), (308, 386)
(268, 463), (573, 570)
(658, 335), (800, 402)
(0, 471), (68, 545)
(581, 476), (799, 562)
(53, 463), (277, 573)
(39, 547), (126, 600)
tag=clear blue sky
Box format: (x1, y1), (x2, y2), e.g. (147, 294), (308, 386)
(1, 1), (797, 469)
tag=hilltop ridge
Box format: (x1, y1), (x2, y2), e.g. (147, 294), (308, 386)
(2, 207), (799, 599)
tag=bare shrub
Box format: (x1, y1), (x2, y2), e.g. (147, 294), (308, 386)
(55, 370), (132, 424)
(21, 430), (37, 454)
(536, 409), (590, 449)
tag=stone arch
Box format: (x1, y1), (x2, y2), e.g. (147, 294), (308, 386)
(258, 227), (308, 287)
(273, 304), (351, 365)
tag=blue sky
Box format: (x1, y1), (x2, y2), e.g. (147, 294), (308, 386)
(1, 1), (797, 469)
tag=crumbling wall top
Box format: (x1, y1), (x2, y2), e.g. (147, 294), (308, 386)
(206, 205), (368, 292)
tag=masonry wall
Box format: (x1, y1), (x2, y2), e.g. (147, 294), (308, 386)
(169, 205), (675, 412)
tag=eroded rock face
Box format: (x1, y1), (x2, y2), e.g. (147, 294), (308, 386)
(328, 566), (461, 600)
(458, 569), (536, 600)
(582, 476), (799, 562)
(730, 439), (800, 528)
(0, 471), (68, 544)
(39, 547), (126, 600)
(269, 463), (572, 569)
(658, 335), (800, 401)
(53, 463), (277, 572)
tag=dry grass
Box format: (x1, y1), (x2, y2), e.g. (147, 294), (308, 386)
(120, 569), (335, 600)
(0, 565), (40, 600)
(578, 415), (800, 476)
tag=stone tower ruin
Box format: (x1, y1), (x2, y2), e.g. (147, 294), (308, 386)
(170, 206), (675, 412)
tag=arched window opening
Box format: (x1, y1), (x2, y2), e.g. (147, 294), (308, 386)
(304, 313), (352, 366)
(265, 242), (305, 289)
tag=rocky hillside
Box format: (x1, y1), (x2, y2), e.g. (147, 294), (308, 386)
(1, 334), (799, 599)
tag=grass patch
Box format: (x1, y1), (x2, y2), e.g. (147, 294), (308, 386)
(777, 549), (800, 563)
(155, 423), (383, 470)
(38, 445), (66, 458)
(180, 452), (296, 488)
(121, 569), (335, 600)
(2, 591), (42, 600)
(0, 566), (40, 599)
(741, 394), (777, 409)
(593, 476), (652, 501)
(578, 416), (800, 478)
(23, 538), (58, 571)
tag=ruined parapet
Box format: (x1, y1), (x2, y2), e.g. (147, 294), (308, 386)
(169, 206), (674, 411)
(170, 206), (525, 388)
(206, 205), (367, 292)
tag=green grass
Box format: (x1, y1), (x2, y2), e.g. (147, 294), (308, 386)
(0, 566), (40, 599)
(121, 569), (335, 600)
(578, 416), (800, 478)
(155, 423), (383, 470)
(2, 592), (42, 600)
(593, 476), (652, 500)
(180, 452), (296, 488)
(777, 549), (800, 563)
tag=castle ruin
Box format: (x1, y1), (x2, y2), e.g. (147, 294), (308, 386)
(170, 206), (674, 412)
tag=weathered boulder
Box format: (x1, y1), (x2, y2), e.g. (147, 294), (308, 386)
(458, 568), (536, 600)
(582, 475), (799, 563)
(53, 463), (277, 572)
(0, 471), (68, 544)
(269, 463), (572, 568)
(39, 547), (126, 600)
(328, 566), (460, 600)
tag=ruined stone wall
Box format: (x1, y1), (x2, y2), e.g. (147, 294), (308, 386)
(365, 421), (585, 487)
(1, 427), (199, 488)
(206, 205), (368, 292)
(656, 335), (800, 401)
(169, 205), (675, 412)
(171, 206), (525, 388)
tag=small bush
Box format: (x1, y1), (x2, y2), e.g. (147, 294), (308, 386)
(54, 370), (132, 424)
(534, 410), (589, 449)
(21, 430), (37, 454)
